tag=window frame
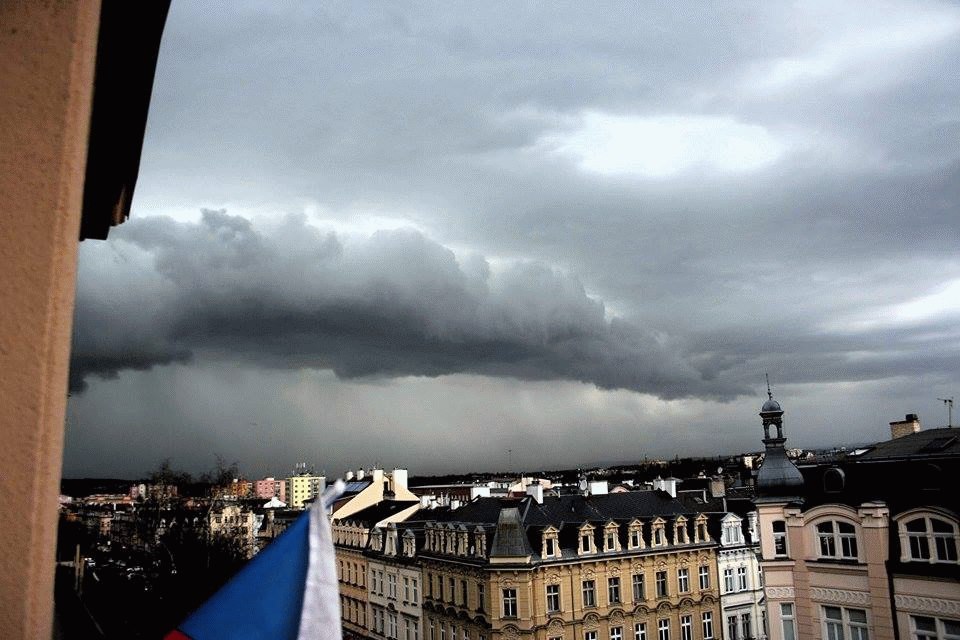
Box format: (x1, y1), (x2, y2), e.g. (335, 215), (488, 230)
(900, 514), (960, 564)
(582, 578), (597, 608)
(501, 587), (518, 618)
(815, 520), (859, 561)
(546, 583), (561, 613)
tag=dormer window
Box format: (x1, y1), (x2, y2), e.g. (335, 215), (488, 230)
(722, 516), (743, 546)
(604, 522), (621, 552)
(579, 524), (597, 554)
(695, 515), (710, 543)
(475, 527), (487, 558)
(628, 520), (645, 550)
(675, 517), (689, 544)
(542, 526), (560, 558)
(651, 518), (667, 547)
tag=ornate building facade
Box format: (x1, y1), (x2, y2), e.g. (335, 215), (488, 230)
(416, 492), (722, 640)
(754, 396), (960, 640)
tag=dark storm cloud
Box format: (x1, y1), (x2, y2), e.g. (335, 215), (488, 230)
(71, 210), (743, 399)
(64, 2), (960, 476)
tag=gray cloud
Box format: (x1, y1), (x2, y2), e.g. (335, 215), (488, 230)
(64, 1), (960, 476)
(71, 210), (743, 399)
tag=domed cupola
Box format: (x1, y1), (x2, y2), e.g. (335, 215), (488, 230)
(756, 376), (804, 496)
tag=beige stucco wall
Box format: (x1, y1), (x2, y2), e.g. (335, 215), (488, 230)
(0, 2), (102, 638)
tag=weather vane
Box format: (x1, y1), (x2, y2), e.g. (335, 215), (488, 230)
(766, 373), (773, 400)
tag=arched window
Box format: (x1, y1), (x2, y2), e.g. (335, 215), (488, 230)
(815, 521), (858, 560)
(901, 516), (959, 563)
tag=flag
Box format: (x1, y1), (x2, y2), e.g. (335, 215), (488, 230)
(166, 481), (344, 640)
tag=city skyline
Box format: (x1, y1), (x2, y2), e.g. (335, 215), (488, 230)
(65, 1), (960, 478)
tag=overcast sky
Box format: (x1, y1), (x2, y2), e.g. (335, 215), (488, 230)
(64, 1), (960, 479)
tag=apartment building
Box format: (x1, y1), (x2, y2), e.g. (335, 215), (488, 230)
(754, 399), (960, 640)
(415, 490), (722, 640)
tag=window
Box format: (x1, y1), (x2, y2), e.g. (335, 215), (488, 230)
(449, 577), (456, 603)
(723, 568), (734, 593)
(702, 612), (714, 639)
(741, 613), (752, 640)
(699, 565), (710, 589)
(608, 576), (621, 604)
(547, 584), (561, 613)
(632, 573), (645, 601)
(389, 573), (398, 598)
(582, 579), (597, 607)
(612, 627), (624, 640)
(681, 615), (692, 640)
(606, 531), (617, 551)
(461, 579), (468, 606)
(904, 517), (959, 563)
(477, 581), (485, 611)
(412, 578), (419, 604)
(658, 619), (671, 640)
(404, 576), (410, 601)
(545, 536), (556, 557)
(388, 612), (397, 639)
(586, 633), (598, 640)
(635, 623), (647, 640)
(502, 588), (517, 618)
(631, 528), (642, 548)
(656, 571), (667, 598)
(728, 616), (739, 640)
(737, 566), (747, 591)
(439, 624), (445, 640)
(655, 527), (665, 546)
(781, 603), (797, 640)
(911, 615), (960, 640)
(823, 606), (869, 640)
(773, 520), (788, 557)
(581, 532), (594, 553)
(426, 572), (432, 598)
(817, 521), (859, 559)
(677, 567), (689, 593)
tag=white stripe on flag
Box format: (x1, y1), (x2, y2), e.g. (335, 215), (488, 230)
(297, 480), (345, 640)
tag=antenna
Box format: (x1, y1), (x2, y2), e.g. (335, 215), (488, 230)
(765, 373), (773, 400)
(938, 397), (954, 428)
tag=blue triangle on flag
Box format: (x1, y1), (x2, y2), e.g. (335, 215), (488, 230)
(176, 511), (311, 640)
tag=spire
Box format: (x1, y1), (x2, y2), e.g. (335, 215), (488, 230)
(756, 386), (803, 496)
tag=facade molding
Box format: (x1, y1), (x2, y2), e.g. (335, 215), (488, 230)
(810, 587), (870, 607)
(893, 594), (960, 616)
(765, 586), (796, 599)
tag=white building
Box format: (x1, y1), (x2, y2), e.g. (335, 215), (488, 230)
(368, 523), (423, 640)
(718, 512), (767, 640)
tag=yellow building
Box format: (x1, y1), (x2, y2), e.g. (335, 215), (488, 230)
(418, 492), (721, 640)
(284, 474), (326, 510)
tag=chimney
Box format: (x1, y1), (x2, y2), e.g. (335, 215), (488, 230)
(356, 468), (365, 480)
(526, 481), (544, 504)
(345, 470), (355, 481)
(890, 413), (921, 439)
(652, 477), (677, 498)
(391, 468), (408, 494)
(709, 476), (726, 498)
(588, 480), (608, 496)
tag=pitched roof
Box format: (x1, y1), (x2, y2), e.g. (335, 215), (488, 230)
(855, 427), (960, 461)
(336, 500), (419, 527)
